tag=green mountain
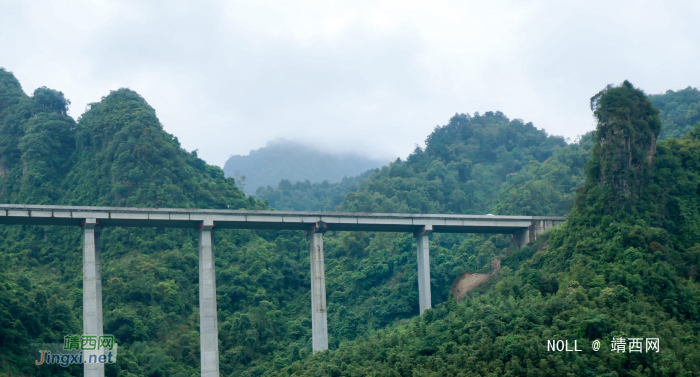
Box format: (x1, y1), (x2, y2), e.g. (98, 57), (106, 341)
(0, 69), (287, 376)
(0, 69), (520, 376)
(340, 112), (567, 215)
(254, 88), (700, 216)
(650, 86), (700, 140)
(256, 112), (572, 215)
(0, 68), (571, 376)
(223, 140), (387, 195)
(2, 67), (699, 377)
(271, 81), (700, 376)
(491, 132), (594, 216)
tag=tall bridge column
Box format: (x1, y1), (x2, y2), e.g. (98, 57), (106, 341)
(198, 219), (220, 377)
(308, 222), (328, 351)
(82, 218), (104, 377)
(414, 225), (432, 315)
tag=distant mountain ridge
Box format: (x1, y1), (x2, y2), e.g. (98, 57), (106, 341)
(222, 140), (388, 194)
(253, 88), (700, 214)
(649, 86), (700, 139)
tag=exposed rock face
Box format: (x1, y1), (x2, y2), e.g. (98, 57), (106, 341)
(451, 273), (490, 301)
(587, 81), (662, 212)
(451, 258), (501, 301)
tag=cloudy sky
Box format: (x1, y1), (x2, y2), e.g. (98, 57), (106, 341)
(1, 0), (699, 166)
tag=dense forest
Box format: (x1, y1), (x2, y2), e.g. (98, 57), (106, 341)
(0, 68), (536, 376)
(1, 67), (699, 376)
(255, 173), (371, 212)
(271, 82), (700, 376)
(256, 111), (575, 214)
(650, 87), (700, 140)
(257, 87), (700, 216)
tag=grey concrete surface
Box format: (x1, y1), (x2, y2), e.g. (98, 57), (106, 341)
(308, 224), (329, 351)
(514, 219), (561, 249)
(0, 204), (564, 235)
(199, 220), (220, 377)
(83, 219), (104, 377)
(414, 225), (433, 315)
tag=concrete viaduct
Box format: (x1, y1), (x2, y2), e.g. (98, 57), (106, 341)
(0, 204), (564, 377)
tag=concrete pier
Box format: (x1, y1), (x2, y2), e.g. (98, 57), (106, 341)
(308, 222), (328, 351)
(514, 228), (529, 250)
(95, 226), (103, 346)
(82, 218), (104, 377)
(513, 219), (562, 249)
(414, 225), (432, 315)
(198, 220), (220, 377)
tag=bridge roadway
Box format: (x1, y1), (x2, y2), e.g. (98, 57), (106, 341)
(0, 204), (564, 377)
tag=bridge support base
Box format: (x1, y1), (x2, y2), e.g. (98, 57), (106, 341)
(308, 223), (328, 351)
(199, 220), (220, 377)
(83, 219), (104, 377)
(514, 219), (561, 249)
(514, 228), (530, 249)
(414, 225), (432, 315)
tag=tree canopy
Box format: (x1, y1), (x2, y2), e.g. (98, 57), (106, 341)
(583, 81), (662, 215)
(1, 68), (699, 376)
(271, 81), (700, 377)
(649, 86), (700, 140)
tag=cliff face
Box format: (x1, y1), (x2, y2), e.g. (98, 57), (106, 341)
(586, 80), (662, 214)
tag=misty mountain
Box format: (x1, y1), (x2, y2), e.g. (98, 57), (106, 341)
(222, 140), (388, 195)
(272, 82), (700, 377)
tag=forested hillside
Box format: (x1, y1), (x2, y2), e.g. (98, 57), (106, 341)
(650, 87), (700, 140)
(2, 67), (699, 377)
(255, 88), (700, 215)
(257, 113), (577, 216)
(255, 173), (371, 211)
(256, 112), (579, 215)
(0, 68), (582, 376)
(272, 81), (700, 376)
(0, 68), (299, 376)
(340, 112), (567, 214)
(0, 68), (546, 377)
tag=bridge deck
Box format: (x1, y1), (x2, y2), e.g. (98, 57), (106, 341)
(0, 204), (565, 233)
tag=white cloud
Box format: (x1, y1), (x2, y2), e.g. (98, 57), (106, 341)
(1, 0), (698, 165)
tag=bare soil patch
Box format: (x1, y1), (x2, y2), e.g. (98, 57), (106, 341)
(451, 258), (501, 301)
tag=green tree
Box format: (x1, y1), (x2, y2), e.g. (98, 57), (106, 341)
(270, 82), (700, 376)
(650, 86), (700, 139)
(342, 111), (567, 215)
